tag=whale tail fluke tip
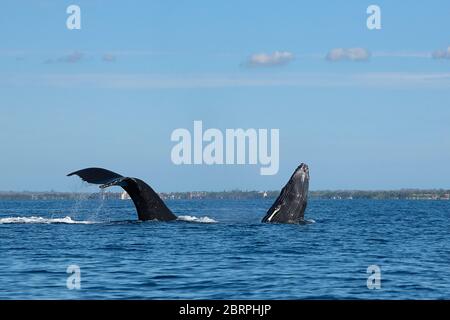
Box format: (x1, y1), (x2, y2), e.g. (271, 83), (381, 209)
(67, 167), (123, 186)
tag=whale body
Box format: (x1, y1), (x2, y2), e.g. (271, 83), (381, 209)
(262, 163), (310, 224)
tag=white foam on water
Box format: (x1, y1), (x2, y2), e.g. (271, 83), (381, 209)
(0, 216), (96, 224)
(177, 215), (217, 224)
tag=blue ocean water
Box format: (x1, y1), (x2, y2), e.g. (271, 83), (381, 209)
(0, 198), (449, 300)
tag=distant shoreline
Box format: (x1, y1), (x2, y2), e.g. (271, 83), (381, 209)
(0, 190), (449, 201)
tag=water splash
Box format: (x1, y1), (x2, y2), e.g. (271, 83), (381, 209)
(0, 216), (96, 224)
(177, 215), (217, 223)
(90, 190), (107, 221)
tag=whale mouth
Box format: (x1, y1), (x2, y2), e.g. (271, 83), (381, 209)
(295, 163), (309, 182)
(297, 163), (309, 175)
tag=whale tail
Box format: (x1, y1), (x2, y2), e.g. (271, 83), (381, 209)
(262, 163), (309, 224)
(68, 168), (177, 222)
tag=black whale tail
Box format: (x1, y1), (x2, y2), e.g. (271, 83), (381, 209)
(67, 168), (124, 187)
(262, 163), (310, 224)
(68, 168), (177, 222)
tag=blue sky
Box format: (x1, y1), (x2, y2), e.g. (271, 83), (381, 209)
(1, 0), (450, 192)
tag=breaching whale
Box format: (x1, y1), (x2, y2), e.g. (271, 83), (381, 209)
(67, 168), (177, 221)
(68, 163), (309, 224)
(261, 163), (310, 224)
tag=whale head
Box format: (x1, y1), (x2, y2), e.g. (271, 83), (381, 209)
(293, 163), (309, 183)
(262, 163), (310, 224)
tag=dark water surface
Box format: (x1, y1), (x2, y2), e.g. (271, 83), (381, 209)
(0, 199), (449, 299)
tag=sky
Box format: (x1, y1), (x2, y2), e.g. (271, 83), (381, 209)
(1, 0), (450, 192)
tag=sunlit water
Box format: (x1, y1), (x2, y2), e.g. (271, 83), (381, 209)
(0, 198), (449, 299)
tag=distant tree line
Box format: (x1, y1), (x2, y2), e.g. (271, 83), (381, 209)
(309, 189), (450, 200)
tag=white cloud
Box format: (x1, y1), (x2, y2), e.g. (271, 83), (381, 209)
(326, 48), (370, 62)
(246, 51), (295, 67)
(432, 47), (450, 60)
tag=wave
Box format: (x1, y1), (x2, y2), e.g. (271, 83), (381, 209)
(0, 216), (96, 225)
(0, 215), (217, 224)
(177, 215), (217, 223)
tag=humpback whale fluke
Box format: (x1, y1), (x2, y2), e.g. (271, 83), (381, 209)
(262, 163), (309, 224)
(68, 168), (177, 222)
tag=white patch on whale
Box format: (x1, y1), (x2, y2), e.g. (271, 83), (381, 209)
(267, 207), (281, 222)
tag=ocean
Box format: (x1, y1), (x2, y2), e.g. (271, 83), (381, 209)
(0, 198), (449, 299)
